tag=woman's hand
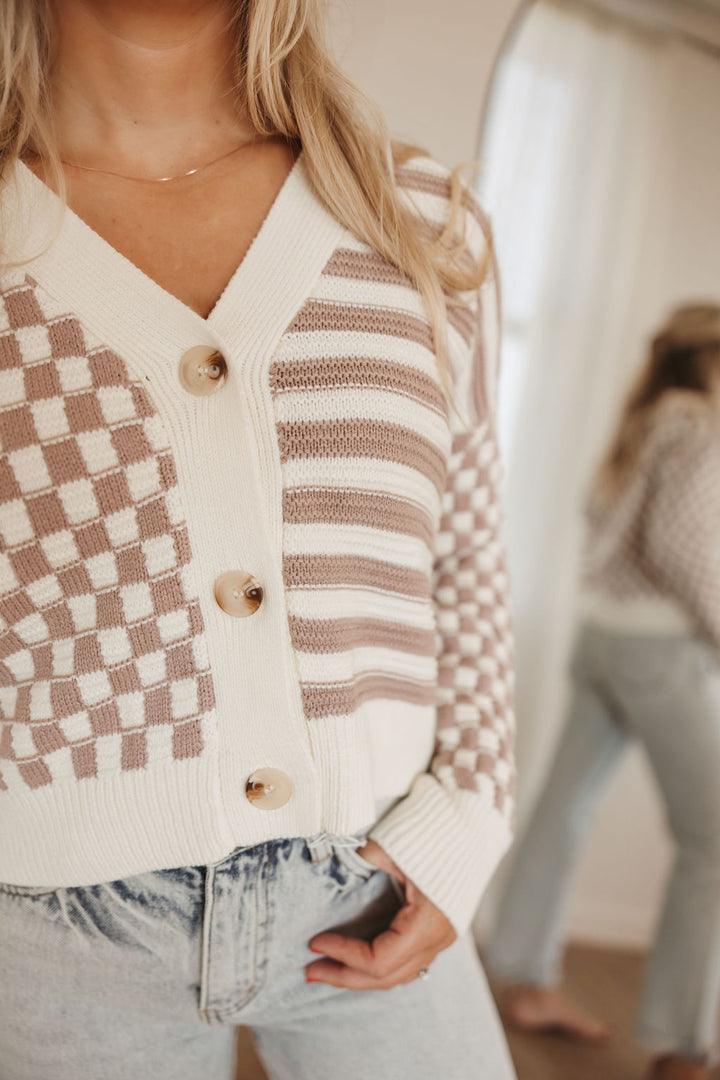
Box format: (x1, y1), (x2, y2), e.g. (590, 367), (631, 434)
(306, 840), (457, 990)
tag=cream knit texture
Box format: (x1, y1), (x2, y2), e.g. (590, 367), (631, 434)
(0, 152), (515, 933)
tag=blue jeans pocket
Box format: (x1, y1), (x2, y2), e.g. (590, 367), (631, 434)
(332, 843), (380, 883)
(0, 882), (59, 898)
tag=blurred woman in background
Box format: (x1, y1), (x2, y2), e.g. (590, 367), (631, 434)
(486, 304), (720, 1080)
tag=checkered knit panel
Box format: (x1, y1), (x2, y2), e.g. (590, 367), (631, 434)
(431, 419), (516, 816)
(0, 276), (216, 792)
(583, 396), (720, 652)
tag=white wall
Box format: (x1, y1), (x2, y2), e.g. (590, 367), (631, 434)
(592, 0), (720, 47)
(328, 0), (523, 164)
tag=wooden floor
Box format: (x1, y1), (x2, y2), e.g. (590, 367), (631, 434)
(235, 944), (719, 1079)
(489, 944), (648, 1080)
(491, 944), (651, 1080)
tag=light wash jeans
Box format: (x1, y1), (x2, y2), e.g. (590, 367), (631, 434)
(0, 831), (516, 1080)
(486, 622), (720, 1061)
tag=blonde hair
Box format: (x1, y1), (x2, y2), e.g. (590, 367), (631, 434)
(0, 0), (490, 407)
(594, 303), (720, 496)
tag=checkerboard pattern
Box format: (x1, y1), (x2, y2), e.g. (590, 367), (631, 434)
(583, 399), (720, 656)
(0, 275), (215, 792)
(432, 422), (516, 817)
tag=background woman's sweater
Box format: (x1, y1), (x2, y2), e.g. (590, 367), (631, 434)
(0, 153), (515, 933)
(580, 393), (720, 656)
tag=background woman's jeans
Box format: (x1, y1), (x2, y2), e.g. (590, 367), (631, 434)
(0, 832), (516, 1080)
(486, 622), (720, 1061)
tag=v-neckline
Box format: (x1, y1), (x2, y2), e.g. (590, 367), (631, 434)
(4, 151), (348, 387)
(14, 149), (305, 330)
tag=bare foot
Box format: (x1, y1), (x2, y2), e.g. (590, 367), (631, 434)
(501, 984), (612, 1043)
(645, 1055), (709, 1080)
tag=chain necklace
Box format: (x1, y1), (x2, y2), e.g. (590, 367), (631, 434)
(54, 136), (265, 184)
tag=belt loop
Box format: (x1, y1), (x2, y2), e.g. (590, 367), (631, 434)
(305, 830), (369, 864)
(305, 831), (335, 865)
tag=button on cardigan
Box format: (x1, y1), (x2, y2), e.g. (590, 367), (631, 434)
(0, 152), (515, 933)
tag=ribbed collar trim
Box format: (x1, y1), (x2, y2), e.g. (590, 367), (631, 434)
(3, 154), (347, 375)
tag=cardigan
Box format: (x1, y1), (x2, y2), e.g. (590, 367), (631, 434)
(0, 151), (515, 934)
(579, 392), (720, 657)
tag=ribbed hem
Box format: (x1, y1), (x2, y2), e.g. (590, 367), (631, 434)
(307, 715), (378, 834)
(369, 773), (513, 934)
(576, 589), (693, 636)
(0, 754), (236, 888)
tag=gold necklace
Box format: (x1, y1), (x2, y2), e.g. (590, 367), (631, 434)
(55, 137), (264, 184)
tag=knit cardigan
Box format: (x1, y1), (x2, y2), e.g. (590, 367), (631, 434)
(0, 152), (515, 933)
(580, 393), (720, 657)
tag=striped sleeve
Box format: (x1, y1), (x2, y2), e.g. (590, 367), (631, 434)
(370, 161), (516, 933)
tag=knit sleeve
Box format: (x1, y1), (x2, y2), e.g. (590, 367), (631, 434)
(369, 172), (516, 933)
(644, 417), (720, 656)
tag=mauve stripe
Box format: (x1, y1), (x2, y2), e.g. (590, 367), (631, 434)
(447, 302), (477, 346)
(395, 166), (488, 232)
(323, 249), (411, 287)
(269, 356), (447, 416)
(395, 166), (452, 199)
(288, 614), (436, 656)
(287, 301), (433, 351)
(282, 488), (434, 545)
(299, 206), (479, 354)
(301, 673), (436, 718)
(282, 554), (430, 598)
(276, 419), (447, 494)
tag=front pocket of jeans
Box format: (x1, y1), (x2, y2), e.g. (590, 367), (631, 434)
(333, 844), (379, 882)
(0, 882), (59, 898)
(610, 639), (674, 689)
(612, 636), (711, 694)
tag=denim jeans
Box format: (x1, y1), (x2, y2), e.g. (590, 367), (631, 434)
(486, 622), (720, 1061)
(0, 831), (515, 1080)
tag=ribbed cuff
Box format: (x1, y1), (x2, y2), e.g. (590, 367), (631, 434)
(369, 773), (513, 935)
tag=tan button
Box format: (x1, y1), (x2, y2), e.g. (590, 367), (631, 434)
(178, 346), (228, 396)
(214, 570), (264, 618)
(245, 768), (293, 810)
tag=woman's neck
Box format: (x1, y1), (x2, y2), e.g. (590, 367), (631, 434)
(49, 1), (254, 174)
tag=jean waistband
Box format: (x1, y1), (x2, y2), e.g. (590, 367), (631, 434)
(304, 829), (371, 866)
